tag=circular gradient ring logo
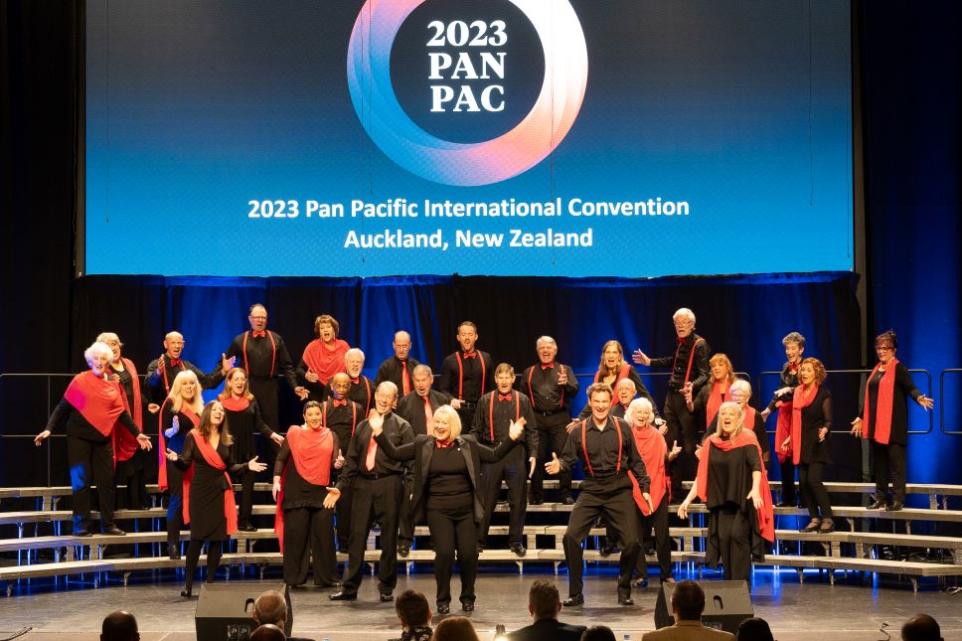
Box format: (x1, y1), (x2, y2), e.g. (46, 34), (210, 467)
(347, 0), (588, 187)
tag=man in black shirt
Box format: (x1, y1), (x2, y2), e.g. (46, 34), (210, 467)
(329, 381), (414, 602)
(439, 321), (494, 429)
(633, 307), (710, 487)
(508, 580), (586, 641)
(344, 348), (375, 414)
(521, 336), (579, 505)
(472, 363), (538, 556)
(324, 372), (364, 552)
(219, 304), (308, 430)
(375, 331), (421, 399)
(145, 331), (227, 408)
(395, 364), (449, 556)
(546, 383), (652, 607)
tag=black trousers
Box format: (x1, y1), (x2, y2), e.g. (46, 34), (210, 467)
(478, 446), (527, 546)
(563, 481), (639, 597)
(530, 422), (572, 501)
(399, 476), (414, 546)
(249, 377), (280, 431)
(455, 403), (478, 437)
(282, 504), (338, 586)
(779, 457), (797, 504)
(334, 481), (353, 551)
(636, 498), (672, 579)
(427, 505), (477, 606)
(663, 391), (699, 489)
(872, 441), (907, 502)
(67, 435), (116, 531)
(341, 475), (402, 595)
(714, 506), (751, 581)
(232, 467), (256, 526)
(166, 461), (185, 550)
(799, 462), (833, 518)
(184, 539), (223, 592)
(115, 449), (148, 510)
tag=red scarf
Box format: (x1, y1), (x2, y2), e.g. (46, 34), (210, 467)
(594, 363), (630, 384)
(302, 338), (350, 386)
(113, 358), (144, 462)
(774, 402), (792, 464)
(63, 370), (126, 438)
(221, 395), (251, 412)
(789, 384), (819, 465)
(862, 359), (898, 445)
(629, 426), (669, 515)
(695, 430), (775, 542)
(275, 426), (334, 551)
(157, 401), (200, 490)
(705, 381), (727, 427)
(182, 428), (238, 536)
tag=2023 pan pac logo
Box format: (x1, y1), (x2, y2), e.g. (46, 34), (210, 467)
(346, 0), (588, 187)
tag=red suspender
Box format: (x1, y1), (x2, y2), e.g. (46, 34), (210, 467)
(323, 400), (359, 436)
(480, 356), (486, 396)
(242, 331), (278, 377)
(580, 418), (623, 477)
(683, 338), (704, 386)
(527, 366), (565, 410)
(487, 391), (521, 441)
(161, 357), (186, 394)
(364, 378), (372, 413)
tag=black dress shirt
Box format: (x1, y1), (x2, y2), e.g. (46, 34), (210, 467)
(145, 354), (222, 404)
(222, 330), (299, 388)
(649, 333), (711, 392)
(397, 390), (450, 436)
(374, 356), (421, 395)
(470, 390), (539, 458)
(336, 413), (414, 489)
(520, 363), (579, 427)
(560, 416), (650, 492)
(439, 350), (494, 403)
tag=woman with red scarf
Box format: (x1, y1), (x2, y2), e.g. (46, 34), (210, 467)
(624, 398), (681, 587)
(592, 340), (657, 410)
(778, 357), (834, 533)
(297, 314), (350, 400)
(850, 331), (933, 511)
(707, 380), (770, 464)
(679, 401), (774, 582)
(219, 367), (285, 531)
(685, 353), (736, 428)
(761, 332), (805, 507)
(272, 401), (343, 588)
(165, 400), (267, 597)
(35, 342), (153, 536)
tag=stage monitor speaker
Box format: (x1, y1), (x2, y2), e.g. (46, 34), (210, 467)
(654, 580), (753, 634)
(195, 582), (292, 641)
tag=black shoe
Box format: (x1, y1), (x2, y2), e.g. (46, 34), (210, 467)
(437, 603), (450, 615)
(461, 599), (475, 612)
(563, 594), (584, 607)
(238, 523), (257, 532)
(103, 525), (126, 536)
(329, 591), (357, 601)
(867, 497), (888, 510)
(169, 551), (181, 561)
(380, 591), (394, 602)
(801, 518), (821, 533)
(73, 529), (92, 538)
(476, 543), (485, 555)
(181, 588), (193, 598)
(633, 577), (648, 588)
(399, 543), (411, 557)
(886, 501), (904, 512)
(599, 544), (618, 557)
(618, 589), (634, 606)
(562, 496), (575, 505)
(510, 543), (527, 558)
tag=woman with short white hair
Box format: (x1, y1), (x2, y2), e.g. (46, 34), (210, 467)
(35, 341), (152, 536)
(707, 379), (770, 464)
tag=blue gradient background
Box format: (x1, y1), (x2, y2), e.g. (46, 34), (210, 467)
(85, 0), (853, 278)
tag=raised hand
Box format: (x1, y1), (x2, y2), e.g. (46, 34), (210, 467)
(557, 368), (568, 386)
(509, 417), (526, 441)
(248, 456), (267, 472)
(294, 386), (309, 401)
(632, 349), (651, 366)
(544, 452), (561, 475)
(668, 440), (682, 461)
(369, 411), (385, 437)
(322, 487), (341, 509)
(34, 430), (51, 447)
(450, 398), (462, 410)
(221, 353), (236, 372)
(918, 395), (934, 410)
(565, 420), (578, 434)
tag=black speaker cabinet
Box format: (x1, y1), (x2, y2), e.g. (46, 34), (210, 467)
(195, 582), (292, 641)
(654, 580), (753, 634)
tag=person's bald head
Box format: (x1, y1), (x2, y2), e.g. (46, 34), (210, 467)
(250, 623), (286, 641)
(101, 611), (139, 641)
(253, 590), (288, 627)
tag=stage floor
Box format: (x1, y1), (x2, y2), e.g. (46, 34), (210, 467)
(2, 572), (961, 641)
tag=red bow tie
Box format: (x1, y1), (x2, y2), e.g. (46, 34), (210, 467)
(676, 336), (687, 345)
(332, 399), (347, 407)
(350, 377), (360, 384)
(435, 438), (455, 449)
(168, 357), (181, 367)
(498, 393), (513, 401)
(252, 330), (267, 338)
(462, 351), (477, 359)
(541, 362), (555, 370)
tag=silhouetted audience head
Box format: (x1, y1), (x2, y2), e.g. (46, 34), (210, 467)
(253, 590), (288, 627)
(737, 617), (775, 641)
(528, 579), (562, 620)
(902, 614), (943, 641)
(250, 623), (286, 641)
(395, 589), (432, 628)
(581, 626), (616, 641)
(101, 611), (139, 641)
(432, 616), (479, 641)
(671, 580), (706, 622)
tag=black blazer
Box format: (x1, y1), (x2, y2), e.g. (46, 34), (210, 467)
(374, 432), (518, 524)
(508, 619), (587, 641)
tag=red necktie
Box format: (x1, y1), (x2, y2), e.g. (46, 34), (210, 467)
(401, 361), (411, 396)
(365, 437), (377, 471)
(423, 395), (433, 427)
(252, 330), (267, 338)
